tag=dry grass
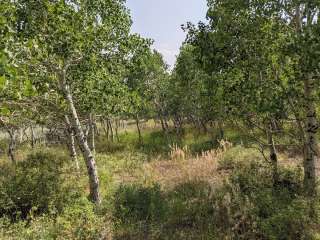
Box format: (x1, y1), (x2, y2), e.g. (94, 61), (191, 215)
(143, 140), (233, 189)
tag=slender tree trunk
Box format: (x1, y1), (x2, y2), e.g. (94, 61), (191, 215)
(64, 115), (80, 173)
(88, 113), (96, 154)
(30, 125), (35, 148)
(108, 119), (114, 142)
(69, 129), (80, 172)
(218, 121), (224, 140)
(7, 129), (16, 164)
(61, 80), (101, 204)
(159, 115), (166, 133)
(22, 127), (29, 142)
(115, 119), (120, 142)
(267, 122), (279, 185)
(101, 119), (109, 138)
(303, 76), (319, 196)
(164, 117), (169, 130)
(94, 121), (100, 137)
(173, 116), (183, 135)
(196, 117), (202, 134)
(135, 115), (143, 144)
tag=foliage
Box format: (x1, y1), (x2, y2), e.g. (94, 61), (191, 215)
(0, 0), (320, 238)
(114, 184), (167, 225)
(0, 197), (106, 240)
(0, 150), (81, 220)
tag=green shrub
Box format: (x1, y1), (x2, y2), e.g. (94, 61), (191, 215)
(114, 183), (167, 224)
(54, 197), (106, 240)
(215, 160), (317, 239)
(0, 197), (106, 240)
(0, 150), (81, 220)
(218, 145), (262, 171)
(260, 198), (313, 240)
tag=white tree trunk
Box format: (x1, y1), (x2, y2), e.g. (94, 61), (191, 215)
(88, 113), (96, 154)
(64, 115), (80, 173)
(61, 81), (101, 204)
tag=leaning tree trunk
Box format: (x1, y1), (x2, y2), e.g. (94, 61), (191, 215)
(68, 129), (80, 172)
(61, 81), (101, 204)
(303, 76), (319, 196)
(64, 115), (80, 173)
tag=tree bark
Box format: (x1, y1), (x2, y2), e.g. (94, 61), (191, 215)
(7, 129), (16, 164)
(88, 113), (96, 154)
(303, 76), (319, 196)
(64, 115), (80, 173)
(61, 78), (101, 205)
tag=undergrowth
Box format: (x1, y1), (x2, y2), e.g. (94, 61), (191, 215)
(0, 129), (319, 239)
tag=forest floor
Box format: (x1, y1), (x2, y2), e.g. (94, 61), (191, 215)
(0, 123), (320, 239)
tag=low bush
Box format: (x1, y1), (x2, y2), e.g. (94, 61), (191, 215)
(0, 197), (107, 240)
(114, 183), (167, 225)
(0, 150), (81, 220)
(215, 160), (317, 239)
(217, 145), (262, 171)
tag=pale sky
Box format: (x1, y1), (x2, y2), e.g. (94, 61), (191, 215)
(125, 0), (207, 68)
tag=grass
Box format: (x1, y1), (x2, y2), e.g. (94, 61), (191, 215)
(0, 124), (319, 239)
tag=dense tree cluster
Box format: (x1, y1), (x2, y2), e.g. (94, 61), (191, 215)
(0, 0), (319, 205)
(172, 0), (320, 196)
